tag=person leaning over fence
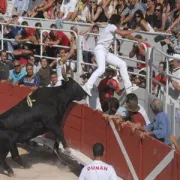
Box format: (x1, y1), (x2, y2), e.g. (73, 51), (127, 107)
(79, 143), (118, 180)
(82, 14), (143, 97)
(131, 99), (171, 146)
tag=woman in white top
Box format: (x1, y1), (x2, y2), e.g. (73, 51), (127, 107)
(83, 14), (142, 96)
(134, 10), (155, 33)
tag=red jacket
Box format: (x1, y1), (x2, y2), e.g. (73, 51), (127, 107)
(0, 0), (7, 14)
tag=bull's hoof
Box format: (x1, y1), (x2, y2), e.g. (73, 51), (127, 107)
(12, 156), (30, 169)
(7, 168), (15, 177)
(64, 147), (71, 155)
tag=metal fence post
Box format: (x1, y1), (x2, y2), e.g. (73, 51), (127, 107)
(77, 35), (83, 74)
(40, 30), (43, 59)
(165, 59), (169, 113)
(146, 47), (150, 93)
(1, 24), (4, 50)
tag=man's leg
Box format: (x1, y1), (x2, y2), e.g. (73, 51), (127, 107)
(106, 53), (132, 89)
(85, 47), (106, 89)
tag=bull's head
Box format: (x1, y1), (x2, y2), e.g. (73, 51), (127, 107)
(61, 78), (87, 101)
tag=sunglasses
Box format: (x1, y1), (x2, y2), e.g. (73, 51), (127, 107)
(90, 1), (96, 3)
(14, 64), (20, 68)
(135, 15), (140, 18)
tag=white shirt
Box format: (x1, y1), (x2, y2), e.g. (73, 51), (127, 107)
(47, 80), (62, 87)
(14, 0), (30, 14)
(86, 85), (102, 111)
(79, 160), (118, 180)
(169, 67), (180, 101)
(139, 104), (150, 125)
(60, 0), (77, 19)
(97, 24), (117, 51)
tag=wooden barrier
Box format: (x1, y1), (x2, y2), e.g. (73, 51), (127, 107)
(0, 83), (178, 180)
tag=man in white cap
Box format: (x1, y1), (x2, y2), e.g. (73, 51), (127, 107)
(169, 54), (180, 122)
(169, 54), (180, 102)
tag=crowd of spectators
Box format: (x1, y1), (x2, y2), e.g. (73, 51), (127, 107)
(6, 0), (179, 33)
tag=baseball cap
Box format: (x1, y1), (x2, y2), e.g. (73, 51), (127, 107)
(169, 54), (180, 62)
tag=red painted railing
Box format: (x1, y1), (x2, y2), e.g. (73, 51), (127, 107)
(0, 83), (179, 180)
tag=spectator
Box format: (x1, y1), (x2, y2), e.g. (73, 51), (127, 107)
(81, 73), (102, 111)
(0, 50), (10, 81)
(13, 21), (35, 58)
(47, 71), (62, 87)
(13, 0), (30, 16)
(87, 0), (108, 23)
(121, 0), (146, 28)
(79, 143), (118, 180)
(50, 43), (75, 81)
(135, 99), (171, 146)
(19, 63), (40, 90)
(37, 58), (51, 87)
(105, 97), (120, 115)
(129, 34), (151, 70)
(27, 54), (41, 74)
(152, 3), (169, 32)
(153, 62), (167, 95)
(169, 54), (180, 102)
(163, 23), (180, 54)
(133, 68), (147, 89)
(8, 60), (27, 83)
(145, 0), (156, 26)
(133, 10), (154, 32)
(4, 15), (23, 59)
(27, 0), (42, 17)
(71, 0), (89, 22)
(104, 94), (146, 126)
(58, 0), (78, 20)
(114, 0), (127, 16)
(45, 24), (70, 58)
(98, 67), (124, 112)
(29, 0), (55, 19)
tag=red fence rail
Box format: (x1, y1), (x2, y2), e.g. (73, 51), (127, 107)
(0, 83), (179, 180)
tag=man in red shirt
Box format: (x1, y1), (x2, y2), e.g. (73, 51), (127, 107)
(45, 24), (70, 57)
(98, 67), (124, 112)
(13, 21), (35, 58)
(153, 62), (167, 95)
(0, 0), (7, 14)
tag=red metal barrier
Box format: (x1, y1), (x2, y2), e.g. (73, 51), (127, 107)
(0, 83), (178, 180)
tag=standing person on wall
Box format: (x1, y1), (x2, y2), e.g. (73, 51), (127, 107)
(82, 14), (143, 96)
(79, 143), (118, 180)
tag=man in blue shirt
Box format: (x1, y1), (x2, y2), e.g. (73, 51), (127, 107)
(8, 60), (27, 83)
(19, 63), (40, 91)
(136, 99), (171, 145)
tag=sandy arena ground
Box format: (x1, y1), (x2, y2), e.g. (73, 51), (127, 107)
(0, 144), (82, 180)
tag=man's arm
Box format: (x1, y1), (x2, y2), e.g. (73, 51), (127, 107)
(171, 79), (180, 91)
(15, 34), (31, 43)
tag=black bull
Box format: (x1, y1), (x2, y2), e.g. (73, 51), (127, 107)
(0, 79), (87, 176)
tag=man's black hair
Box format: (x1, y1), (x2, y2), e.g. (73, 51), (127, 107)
(109, 14), (121, 25)
(22, 21), (28, 26)
(126, 93), (138, 103)
(93, 143), (104, 157)
(1, 49), (7, 55)
(108, 97), (119, 110)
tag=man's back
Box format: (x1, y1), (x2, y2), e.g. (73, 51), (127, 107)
(79, 160), (118, 180)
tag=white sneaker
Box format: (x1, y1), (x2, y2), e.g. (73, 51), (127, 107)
(126, 86), (139, 94)
(82, 85), (92, 97)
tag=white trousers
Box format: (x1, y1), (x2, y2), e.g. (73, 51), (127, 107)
(86, 45), (132, 89)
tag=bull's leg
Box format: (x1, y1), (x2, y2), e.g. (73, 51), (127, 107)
(46, 124), (71, 154)
(0, 160), (14, 177)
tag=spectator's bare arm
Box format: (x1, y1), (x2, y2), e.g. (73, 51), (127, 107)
(91, 6), (103, 22)
(171, 80), (180, 91)
(15, 34), (31, 43)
